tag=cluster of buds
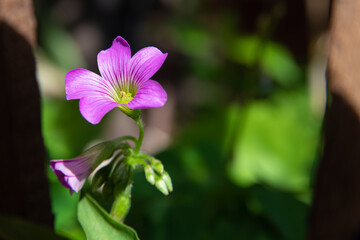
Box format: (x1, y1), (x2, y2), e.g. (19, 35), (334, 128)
(143, 157), (173, 195)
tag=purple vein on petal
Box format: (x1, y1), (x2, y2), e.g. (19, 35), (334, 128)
(79, 94), (120, 124)
(97, 36), (131, 93)
(65, 68), (116, 100)
(128, 80), (167, 109)
(129, 47), (168, 87)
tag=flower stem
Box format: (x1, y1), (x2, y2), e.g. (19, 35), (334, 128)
(134, 117), (144, 154)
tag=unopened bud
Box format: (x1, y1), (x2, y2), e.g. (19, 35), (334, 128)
(111, 185), (132, 222)
(144, 165), (156, 185)
(162, 171), (173, 192)
(112, 161), (132, 196)
(155, 176), (169, 195)
(152, 159), (164, 174)
(91, 164), (111, 190)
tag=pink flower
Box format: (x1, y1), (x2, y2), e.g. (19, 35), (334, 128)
(66, 36), (168, 124)
(50, 143), (113, 193)
(50, 156), (92, 193)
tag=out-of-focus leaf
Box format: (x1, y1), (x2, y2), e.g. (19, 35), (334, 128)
(42, 99), (102, 159)
(261, 42), (302, 87)
(41, 21), (85, 71)
(0, 215), (67, 240)
(180, 146), (210, 184)
(230, 36), (302, 87)
(42, 100), (71, 158)
(228, 89), (321, 192)
(230, 36), (261, 66)
(222, 103), (243, 155)
(255, 188), (308, 240)
(173, 22), (215, 61)
(78, 194), (139, 240)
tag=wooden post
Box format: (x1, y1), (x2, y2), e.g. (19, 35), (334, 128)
(308, 1), (360, 239)
(0, 0), (53, 226)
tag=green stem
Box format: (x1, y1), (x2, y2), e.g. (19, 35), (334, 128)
(134, 117), (144, 154)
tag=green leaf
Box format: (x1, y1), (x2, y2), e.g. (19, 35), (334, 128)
(78, 194), (139, 240)
(0, 215), (67, 240)
(230, 35), (302, 87)
(260, 42), (302, 87)
(228, 89), (321, 192)
(230, 36), (260, 66)
(41, 20), (85, 71)
(173, 23), (215, 61)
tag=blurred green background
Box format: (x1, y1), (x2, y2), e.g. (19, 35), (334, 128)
(35, 0), (328, 239)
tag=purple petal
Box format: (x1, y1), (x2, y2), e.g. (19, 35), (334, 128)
(65, 175), (87, 193)
(51, 164), (72, 191)
(50, 159), (91, 193)
(129, 47), (167, 86)
(79, 94), (120, 124)
(97, 36), (131, 85)
(65, 68), (114, 100)
(128, 80), (167, 109)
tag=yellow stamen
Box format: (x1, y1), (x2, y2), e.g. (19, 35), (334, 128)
(117, 91), (133, 104)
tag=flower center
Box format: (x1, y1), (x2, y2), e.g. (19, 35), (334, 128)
(116, 91), (133, 104)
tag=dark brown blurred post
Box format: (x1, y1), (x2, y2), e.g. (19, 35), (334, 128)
(308, 1), (360, 239)
(0, 0), (53, 226)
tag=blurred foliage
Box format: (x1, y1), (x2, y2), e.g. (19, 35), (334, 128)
(229, 89), (320, 193)
(37, 0), (323, 239)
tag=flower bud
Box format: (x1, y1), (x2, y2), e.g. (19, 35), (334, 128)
(152, 159), (164, 174)
(144, 165), (156, 185)
(111, 185), (132, 222)
(162, 171), (173, 192)
(111, 160), (133, 196)
(50, 142), (116, 193)
(90, 163), (112, 190)
(155, 175), (169, 195)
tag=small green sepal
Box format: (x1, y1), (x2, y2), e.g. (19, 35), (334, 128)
(118, 105), (141, 120)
